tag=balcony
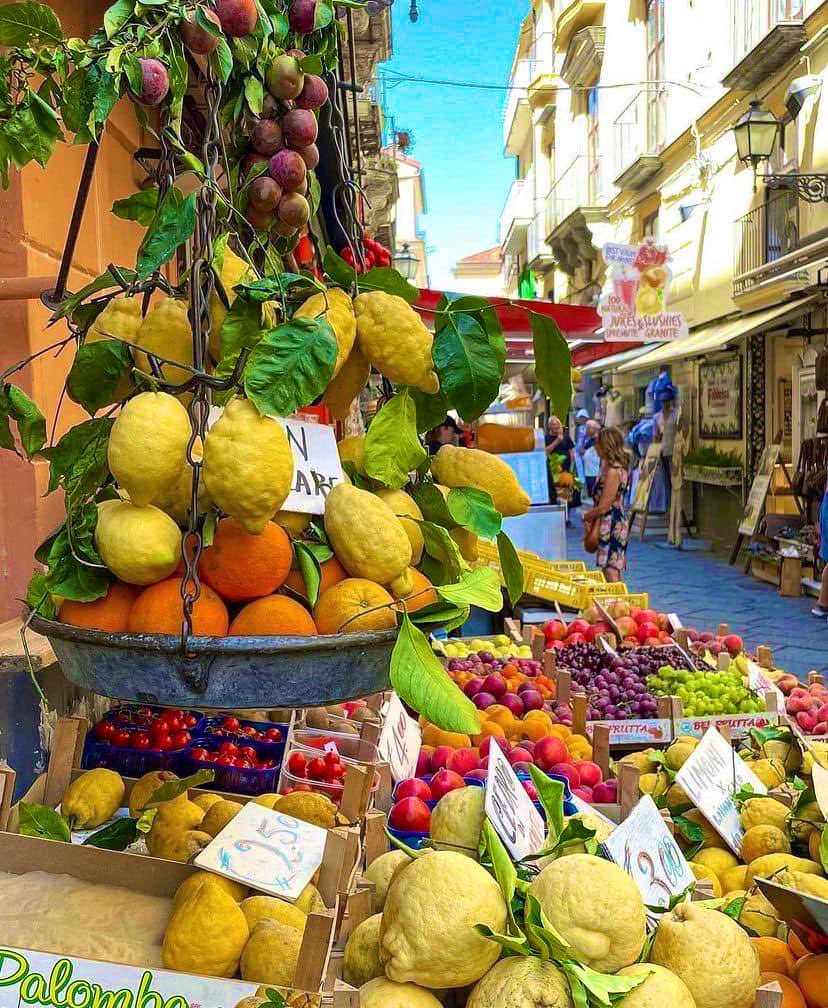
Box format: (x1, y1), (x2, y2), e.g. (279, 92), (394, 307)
(555, 0), (606, 54)
(499, 179), (534, 254)
(560, 26), (605, 88)
(733, 189), (800, 299)
(613, 89), (665, 191)
(527, 30), (560, 111)
(503, 58), (534, 155)
(545, 155), (609, 276)
(722, 1), (806, 90)
(527, 210), (554, 270)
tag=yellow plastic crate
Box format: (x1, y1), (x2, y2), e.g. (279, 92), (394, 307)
(549, 561), (588, 574)
(475, 540), (591, 609)
(572, 571), (606, 584)
(587, 583), (629, 600)
(625, 593), (651, 609)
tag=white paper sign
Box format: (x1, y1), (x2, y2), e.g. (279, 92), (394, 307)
(485, 745), (545, 860)
(675, 726), (767, 854)
(0, 946), (260, 1008)
(195, 800), (327, 901)
(280, 419), (344, 515)
(378, 693), (422, 782)
(602, 795), (695, 914)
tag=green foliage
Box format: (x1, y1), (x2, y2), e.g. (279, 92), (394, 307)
(436, 293), (505, 377)
(66, 340), (132, 412)
(25, 570), (56, 619)
(531, 312), (572, 421)
(0, 384), (46, 458)
(215, 294), (262, 378)
(293, 541), (322, 607)
(446, 487), (502, 538)
(684, 446), (743, 469)
(497, 531), (524, 606)
(411, 481), (453, 528)
(390, 612), (480, 735)
(18, 801), (71, 842)
(417, 520), (467, 585)
(145, 769), (215, 807)
(433, 311), (501, 421)
(408, 386), (450, 433)
(0, 3), (62, 47)
(41, 418), (113, 506)
(112, 187), (159, 226)
(364, 389), (427, 489)
(436, 567), (502, 612)
(34, 502), (110, 602)
(136, 187), (196, 278)
(83, 817), (139, 850)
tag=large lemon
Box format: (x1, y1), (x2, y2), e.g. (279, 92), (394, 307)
(133, 297), (194, 386)
(354, 291), (439, 394)
(163, 877), (249, 977)
(433, 444), (531, 517)
(467, 958), (573, 1008)
(322, 343), (370, 420)
(82, 294), (141, 402)
(202, 398), (294, 534)
(94, 500), (181, 585)
(294, 287), (356, 377)
(107, 391), (191, 505)
(375, 488), (424, 565)
(209, 246), (254, 362)
(615, 964), (695, 1008)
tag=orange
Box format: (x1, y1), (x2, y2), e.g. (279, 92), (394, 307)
(421, 725), (471, 749)
(59, 582), (140, 632)
(753, 937), (797, 977)
(198, 519), (292, 602)
(759, 973), (806, 1008)
(284, 556), (347, 600)
(314, 578), (396, 634)
(794, 953), (828, 1007)
(229, 595), (317, 636)
(789, 932), (810, 961)
(128, 579), (229, 637)
(392, 568), (439, 614)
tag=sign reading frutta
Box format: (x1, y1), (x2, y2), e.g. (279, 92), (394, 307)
(378, 692), (422, 782)
(589, 719), (672, 746)
(485, 744), (545, 861)
(598, 240), (689, 343)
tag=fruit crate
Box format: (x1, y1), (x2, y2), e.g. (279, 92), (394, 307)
(548, 561), (588, 574)
(474, 540), (592, 609)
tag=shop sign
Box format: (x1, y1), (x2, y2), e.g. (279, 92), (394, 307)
(675, 713), (778, 740)
(485, 744), (545, 860)
(0, 946), (279, 1008)
(196, 801), (327, 901)
(739, 443), (781, 537)
(699, 355), (743, 439)
(676, 726), (767, 854)
(598, 241), (688, 343)
(589, 719), (672, 745)
(602, 795), (695, 914)
(378, 692), (422, 782)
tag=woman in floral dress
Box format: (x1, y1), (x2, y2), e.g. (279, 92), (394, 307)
(582, 428), (630, 582)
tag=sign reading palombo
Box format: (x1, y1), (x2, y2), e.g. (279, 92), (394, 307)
(598, 241), (689, 343)
(0, 947), (278, 1008)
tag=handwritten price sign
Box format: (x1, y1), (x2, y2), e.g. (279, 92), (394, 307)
(602, 795), (694, 915)
(378, 692), (422, 782)
(485, 745), (545, 860)
(196, 801), (327, 901)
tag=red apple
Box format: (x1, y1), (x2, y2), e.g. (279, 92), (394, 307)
(416, 746), (434, 777)
(508, 747), (534, 766)
(549, 763), (580, 789)
(430, 745), (454, 772)
(430, 769), (466, 800)
(479, 736), (511, 758)
(395, 778), (432, 802)
(566, 632), (587, 645)
(723, 633), (744, 656)
(592, 781), (618, 803)
(634, 609), (659, 626)
(636, 622), (660, 644)
(389, 797), (430, 833)
(585, 622), (612, 643)
(533, 736), (569, 770)
(568, 619), (591, 636)
(543, 619), (567, 642)
(574, 760), (602, 788)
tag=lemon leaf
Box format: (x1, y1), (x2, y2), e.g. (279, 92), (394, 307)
(19, 802), (70, 842)
(446, 487), (502, 537)
(531, 312), (572, 422)
(244, 317), (337, 417)
(416, 520), (467, 584)
(436, 567), (502, 612)
(66, 340), (132, 413)
(411, 482), (453, 528)
(364, 389), (426, 489)
(83, 817), (139, 850)
(293, 540), (322, 606)
(433, 310), (500, 422)
(390, 612), (480, 734)
(497, 531), (524, 606)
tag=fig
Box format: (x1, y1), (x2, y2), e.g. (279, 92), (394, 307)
(249, 176), (282, 212)
(131, 58), (169, 107)
(283, 108), (318, 149)
(266, 54), (305, 100)
(296, 144), (319, 169)
(250, 119), (284, 156)
(289, 0), (316, 34)
(277, 192), (310, 229)
(245, 206), (274, 231)
(180, 7), (222, 54)
(296, 74), (328, 110)
(269, 149), (307, 192)
(215, 0), (258, 37)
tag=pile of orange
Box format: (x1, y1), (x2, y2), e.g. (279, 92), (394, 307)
(421, 715), (592, 761)
(57, 517), (437, 641)
(752, 936), (828, 1008)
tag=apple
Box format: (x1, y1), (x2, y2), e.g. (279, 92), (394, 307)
(797, 710), (818, 732)
(585, 622), (612, 643)
(395, 778), (432, 802)
(430, 745), (454, 772)
(723, 633), (744, 656)
(574, 761), (602, 788)
(549, 763), (580, 789)
(543, 619), (567, 642)
(592, 781), (618, 803)
(465, 768), (488, 782)
(415, 747), (433, 777)
(636, 622), (660, 643)
(776, 674), (800, 695)
(508, 747), (534, 766)
(568, 619), (591, 636)
(633, 609), (659, 626)
(446, 748), (479, 777)
(534, 736), (569, 770)
(430, 769), (466, 800)
(389, 797), (430, 833)
(572, 786), (594, 802)
(566, 632), (587, 645)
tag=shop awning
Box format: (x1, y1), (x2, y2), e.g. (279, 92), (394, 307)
(617, 294), (821, 373)
(581, 345), (657, 374)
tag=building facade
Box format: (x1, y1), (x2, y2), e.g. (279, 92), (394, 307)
(391, 150), (430, 289)
(501, 0), (828, 543)
(452, 247), (506, 296)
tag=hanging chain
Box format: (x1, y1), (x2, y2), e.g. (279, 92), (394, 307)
(180, 68), (222, 656)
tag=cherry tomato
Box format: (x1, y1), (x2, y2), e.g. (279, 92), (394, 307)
(292, 782), (313, 792)
(182, 714), (198, 728)
(324, 749), (339, 764)
(234, 757), (252, 768)
(219, 741), (239, 756)
(131, 732), (151, 750)
(154, 735), (174, 751)
(190, 747), (209, 761)
(162, 716), (182, 733)
(170, 730), (192, 748)
(222, 717), (241, 732)
(93, 721), (116, 741)
(259, 759), (276, 769)
(239, 746), (258, 762)
(114, 711), (132, 724)
(136, 706), (154, 717)
(287, 751), (307, 776)
(216, 754), (236, 766)
(149, 720), (169, 738)
(241, 725), (257, 737)
(112, 730), (131, 747)
(264, 727), (282, 741)
(325, 763), (346, 782)
(307, 757), (328, 781)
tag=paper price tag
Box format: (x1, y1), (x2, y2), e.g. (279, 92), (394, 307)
(485, 745), (545, 860)
(378, 693), (422, 782)
(602, 795), (695, 914)
(675, 726), (767, 854)
(195, 800), (327, 901)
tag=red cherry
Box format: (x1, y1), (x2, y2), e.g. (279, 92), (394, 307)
(93, 721), (116, 741)
(190, 747), (209, 761)
(307, 757), (327, 781)
(170, 730), (192, 748)
(287, 752), (307, 776)
(112, 730), (131, 747)
(131, 732), (151, 750)
(219, 741), (239, 756)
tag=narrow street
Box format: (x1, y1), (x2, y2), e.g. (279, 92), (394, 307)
(564, 525), (828, 677)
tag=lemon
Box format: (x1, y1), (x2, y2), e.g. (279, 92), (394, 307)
(664, 736), (699, 771)
(108, 391), (192, 506)
(430, 785), (485, 857)
(201, 799), (243, 837)
(693, 848), (739, 882)
(720, 865), (749, 893)
(354, 291), (439, 393)
(450, 527), (479, 563)
(274, 791), (337, 829)
(322, 343), (370, 420)
(688, 861), (722, 897)
(738, 890), (779, 936)
(145, 794), (206, 860)
(294, 883), (325, 915)
(790, 800), (824, 842)
(467, 958), (573, 1008)
(433, 444), (531, 517)
(163, 877), (249, 977)
(740, 797), (791, 833)
(209, 246), (254, 362)
(357, 979), (441, 1008)
(151, 457), (212, 527)
(274, 510), (311, 537)
(740, 824), (790, 863)
(62, 768), (125, 829)
(748, 758), (786, 788)
(240, 895), (306, 934)
(94, 500), (181, 585)
(374, 489), (425, 565)
(134, 297), (194, 386)
(202, 397), (294, 534)
(343, 913), (384, 988)
(173, 872), (247, 910)
(777, 868), (828, 899)
(379, 850), (506, 988)
(82, 294), (141, 402)
(240, 919), (302, 986)
(324, 483), (413, 595)
(337, 434), (367, 475)
(615, 964), (695, 1008)
(294, 287), (356, 377)
(746, 853), (823, 885)
(128, 770), (178, 818)
(679, 809), (727, 850)
(363, 850), (411, 913)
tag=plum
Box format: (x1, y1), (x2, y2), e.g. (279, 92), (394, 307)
(277, 191), (310, 229)
(266, 54), (305, 100)
(471, 691), (495, 711)
(215, 0), (258, 37)
(283, 108), (318, 149)
(262, 94), (280, 118)
(289, 0), (316, 33)
(181, 7), (222, 54)
(131, 58), (169, 107)
(250, 119), (284, 156)
(269, 149), (307, 191)
(249, 176), (282, 212)
(296, 74), (329, 110)
(245, 206), (274, 232)
(271, 219), (297, 239)
(296, 143), (320, 169)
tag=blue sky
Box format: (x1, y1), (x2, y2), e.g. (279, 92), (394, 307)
(381, 1), (520, 288)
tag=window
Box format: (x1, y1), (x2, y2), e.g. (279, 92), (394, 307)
(733, 1), (805, 62)
(646, 0), (665, 152)
(587, 85), (600, 202)
(642, 209), (660, 240)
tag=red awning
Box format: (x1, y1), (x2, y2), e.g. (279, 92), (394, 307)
(413, 289), (602, 340)
(570, 340), (643, 367)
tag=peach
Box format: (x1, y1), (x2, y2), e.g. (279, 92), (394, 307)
(215, 0), (258, 37)
(181, 7), (221, 54)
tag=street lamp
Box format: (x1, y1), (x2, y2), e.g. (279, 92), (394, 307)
(393, 242), (420, 280)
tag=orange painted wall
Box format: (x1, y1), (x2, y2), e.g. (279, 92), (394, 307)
(0, 0), (148, 620)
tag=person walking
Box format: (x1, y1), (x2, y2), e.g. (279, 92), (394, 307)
(582, 427), (630, 582)
(545, 415), (576, 511)
(582, 419), (601, 498)
(654, 388), (678, 510)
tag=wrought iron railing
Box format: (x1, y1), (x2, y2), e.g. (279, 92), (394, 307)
(545, 155), (604, 238)
(733, 188), (799, 295)
(731, 0), (805, 64)
(613, 88), (666, 180)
